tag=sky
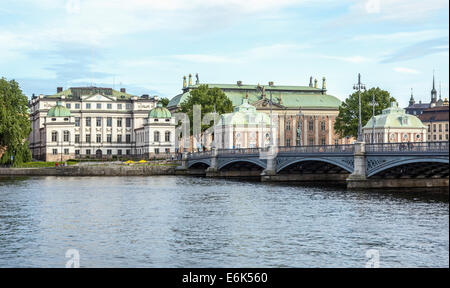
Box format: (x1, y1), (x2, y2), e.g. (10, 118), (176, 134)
(0, 0), (448, 107)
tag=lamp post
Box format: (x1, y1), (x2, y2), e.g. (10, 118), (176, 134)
(297, 107), (303, 146)
(269, 89), (273, 147)
(353, 73), (366, 142)
(369, 92), (378, 143)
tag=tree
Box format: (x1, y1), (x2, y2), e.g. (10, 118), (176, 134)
(334, 87), (396, 139)
(179, 84), (233, 134)
(0, 78), (32, 166)
(159, 97), (170, 107)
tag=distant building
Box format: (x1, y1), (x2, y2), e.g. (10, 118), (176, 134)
(363, 102), (427, 143)
(405, 74), (446, 115)
(169, 74), (349, 150)
(28, 86), (175, 161)
(419, 104), (449, 142)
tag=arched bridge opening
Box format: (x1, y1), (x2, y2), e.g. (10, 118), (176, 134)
(218, 160), (265, 178)
(187, 161), (210, 175)
(369, 161), (449, 179)
(276, 159), (352, 182)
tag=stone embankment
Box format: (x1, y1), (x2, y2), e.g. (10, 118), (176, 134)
(0, 163), (184, 177)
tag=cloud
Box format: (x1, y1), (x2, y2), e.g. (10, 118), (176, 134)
(381, 37), (449, 63)
(393, 67), (420, 74)
(319, 55), (372, 63)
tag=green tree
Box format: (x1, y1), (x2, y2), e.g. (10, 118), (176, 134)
(159, 97), (170, 107)
(0, 78), (32, 166)
(180, 84), (233, 134)
(334, 87), (396, 138)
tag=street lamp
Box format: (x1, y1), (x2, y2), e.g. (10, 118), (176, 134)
(369, 92), (378, 143)
(353, 73), (366, 142)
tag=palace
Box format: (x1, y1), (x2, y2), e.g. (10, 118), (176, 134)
(169, 74), (351, 150)
(28, 87), (176, 161)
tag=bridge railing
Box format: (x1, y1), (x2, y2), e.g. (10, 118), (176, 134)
(278, 144), (355, 154)
(217, 147), (269, 155)
(187, 150), (212, 159)
(365, 141), (449, 153)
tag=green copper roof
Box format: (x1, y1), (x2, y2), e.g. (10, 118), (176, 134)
(363, 102), (426, 129)
(218, 99), (270, 125)
(168, 83), (341, 109)
(149, 103), (172, 118)
(47, 101), (71, 117)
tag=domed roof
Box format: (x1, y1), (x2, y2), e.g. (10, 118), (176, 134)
(218, 99), (271, 126)
(363, 102), (426, 129)
(47, 101), (71, 117)
(149, 103), (172, 118)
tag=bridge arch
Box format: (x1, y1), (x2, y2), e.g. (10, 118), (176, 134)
(187, 160), (211, 169)
(218, 158), (266, 171)
(368, 158), (449, 178)
(276, 157), (353, 174)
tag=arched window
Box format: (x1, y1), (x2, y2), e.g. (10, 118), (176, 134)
(52, 131), (58, 142)
(154, 131), (160, 142)
(165, 131), (171, 142)
(309, 118), (314, 131)
(63, 131), (70, 142)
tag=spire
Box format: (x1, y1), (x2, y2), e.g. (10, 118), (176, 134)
(431, 71), (437, 104)
(439, 81), (442, 100)
(409, 88), (415, 106)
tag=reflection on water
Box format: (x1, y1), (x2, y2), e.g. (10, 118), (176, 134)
(0, 176), (448, 267)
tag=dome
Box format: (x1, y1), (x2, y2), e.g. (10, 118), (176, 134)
(149, 103), (172, 118)
(363, 102), (426, 129)
(218, 99), (271, 126)
(47, 101), (71, 117)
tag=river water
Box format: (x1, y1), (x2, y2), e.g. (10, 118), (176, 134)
(0, 176), (448, 268)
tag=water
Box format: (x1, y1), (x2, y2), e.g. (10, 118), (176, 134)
(0, 176), (448, 268)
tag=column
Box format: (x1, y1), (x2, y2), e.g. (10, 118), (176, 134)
(315, 116), (319, 145)
(304, 117), (308, 146)
(328, 116), (333, 145)
(292, 116), (297, 145)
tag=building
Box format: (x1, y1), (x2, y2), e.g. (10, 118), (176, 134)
(419, 104), (449, 142)
(363, 102), (427, 143)
(28, 86), (176, 161)
(214, 98), (271, 149)
(169, 74), (348, 150)
(405, 74), (445, 115)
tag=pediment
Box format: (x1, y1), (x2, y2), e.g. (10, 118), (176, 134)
(82, 93), (116, 102)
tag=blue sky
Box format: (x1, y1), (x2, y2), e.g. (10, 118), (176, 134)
(0, 0), (448, 107)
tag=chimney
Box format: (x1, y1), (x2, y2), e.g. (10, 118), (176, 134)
(268, 81), (274, 86)
(237, 81), (242, 86)
(57, 87), (63, 93)
(120, 88), (126, 93)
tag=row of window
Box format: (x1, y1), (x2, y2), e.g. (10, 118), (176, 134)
(65, 103), (132, 110)
(137, 131), (171, 143)
(428, 134), (449, 141)
(285, 119), (328, 132)
(427, 123), (449, 133)
(52, 148), (170, 156)
(75, 117), (132, 128)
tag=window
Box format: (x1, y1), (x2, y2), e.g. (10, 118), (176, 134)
(64, 148), (69, 155)
(309, 118), (314, 131)
(126, 149), (131, 155)
(75, 134), (80, 144)
(154, 131), (160, 142)
(86, 117), (91, 127)
(126, 118), (131, 127)
(75, 103), (80, 109)
(117, 104), (122, 110)
(107, 134), (112, 143)
(439, 124), (442, 132)
(165, 131), (170, 142)
(96, 103), (102, 109)
(96, 117), (102, 127)
(86, 103), (91, 109)
(96, 134), (101, 143)
(86, 134), (91, 143)
(52, 149), (57, 155)
(52, 118), (56, 121)
(428, 125), (431, 132)
(75, 117), (80, 127)
(286, 120), (291, 130)
(66, 103), (71, 109)
(52, 131), (58, 142)
(439, 135), (442, 140)
(117, 118), (123, 127)
(321, 138), (326, 145)
(309, 138), (314, 145)
(286, 139), (291, 147)
(165, 148), (170, 154)
(64, 118), (69, 121)
(126, 103), (131, 110)
(118, 150), (122, 155)
(75, 150), (80, 155)
(107, 149), (112, 155)
(433, 124), (436, 132)
(154, 148), (160, 155)
(107, 103), (112, 109)
(63, 131), (70, 142)
(107, 117), (112, 127)
(117, 134), (122, 143)
(321, 121), (326, 131)
(433, 135), (437, 140)
(86, 149), (91, 155)
(126, 134), (131, 143)
(446, 124), (449, 132)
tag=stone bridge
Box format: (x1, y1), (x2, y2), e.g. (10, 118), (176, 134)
(180, 142), (449, 189)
